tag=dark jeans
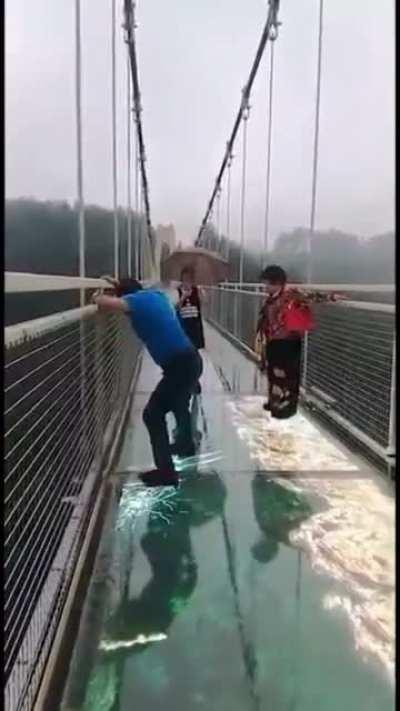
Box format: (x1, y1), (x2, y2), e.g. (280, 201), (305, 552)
(267, 338), (302, 419)
(143, 350), (203, 471)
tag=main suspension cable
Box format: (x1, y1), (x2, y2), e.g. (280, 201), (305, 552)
(195, 0), (281, 247)
(123, 0), (154, 263)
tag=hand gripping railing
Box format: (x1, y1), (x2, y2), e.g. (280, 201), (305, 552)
(4, 275), (141, 711)
(203, 285), (395, 471)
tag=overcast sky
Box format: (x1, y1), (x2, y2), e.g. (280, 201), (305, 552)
(6, 0), (394, 246)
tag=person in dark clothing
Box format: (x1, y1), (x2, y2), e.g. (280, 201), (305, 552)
(93, 278), (202, 487)
(177, 266), (206, 350)
(176, 266), (205, 395)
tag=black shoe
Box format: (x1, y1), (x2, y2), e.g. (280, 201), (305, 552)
(263, 401), (271, 411)
(271, 407), (297, 420)
(170, 443), (196, 458)
(139, 468), (179, 488)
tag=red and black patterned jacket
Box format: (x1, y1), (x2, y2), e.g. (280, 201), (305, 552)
(257, 287), (341, 342)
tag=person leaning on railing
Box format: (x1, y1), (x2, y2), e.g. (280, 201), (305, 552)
(254, 265), (345, 420)
(93, 277), (203, 488)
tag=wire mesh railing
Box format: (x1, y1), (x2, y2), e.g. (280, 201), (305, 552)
(203, 286), (395, 465)
(4, 306), (141, 711)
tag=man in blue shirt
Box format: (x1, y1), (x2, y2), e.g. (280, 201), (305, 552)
(93, 278), (202, 487)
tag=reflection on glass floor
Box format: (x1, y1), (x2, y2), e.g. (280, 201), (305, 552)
(61, 326), (394, 711)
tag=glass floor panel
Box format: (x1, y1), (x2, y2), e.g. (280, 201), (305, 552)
(61, 326), (394, 711)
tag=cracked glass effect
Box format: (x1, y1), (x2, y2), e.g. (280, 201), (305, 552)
(61, 328), (394, 711)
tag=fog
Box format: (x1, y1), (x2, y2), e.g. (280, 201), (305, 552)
(5, 0), (395, 245)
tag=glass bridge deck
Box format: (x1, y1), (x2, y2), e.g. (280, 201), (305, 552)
(61, 326), (394, 711)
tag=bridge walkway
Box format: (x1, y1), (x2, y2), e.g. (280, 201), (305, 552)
(61, 324), (394, 711)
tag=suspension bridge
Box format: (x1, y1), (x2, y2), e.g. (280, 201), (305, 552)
(4, 1), (395, 710)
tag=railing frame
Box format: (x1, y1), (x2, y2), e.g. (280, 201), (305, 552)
(4, 277), (142, 711)
(203, 284), (396, 472)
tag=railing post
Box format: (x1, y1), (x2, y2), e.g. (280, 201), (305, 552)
(79, 317), (87, 488)
(233, 284), (239, 338)
(221, 287), (229, 330)
(387, 338), (396, 457)
(253, 293), (259, 348)
(212, 288), (217, 322)
(302, 333), (309, 393)
(94, 313), (103, 461)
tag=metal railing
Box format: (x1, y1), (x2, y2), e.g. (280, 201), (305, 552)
(203, 286), (396, 467)
(4, 276), (141, 711)
(219, 282), (394, 292)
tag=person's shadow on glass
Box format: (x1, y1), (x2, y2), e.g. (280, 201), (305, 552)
(109, 470), (226, 641)
(251, 474), (313, 564)
(250, 474), (314, 711)
(80, 469), (227, 708)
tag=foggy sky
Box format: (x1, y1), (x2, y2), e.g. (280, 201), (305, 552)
(5, 0), (395, 246)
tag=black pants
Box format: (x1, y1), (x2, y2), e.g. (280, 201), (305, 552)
(267, 338), (302, 419)
(143, 350), (203, 471)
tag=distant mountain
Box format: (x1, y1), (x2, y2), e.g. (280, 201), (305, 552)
(5, 198), (146, 277)
(202, 223), (395, 285)
(5, 198), (144, 325)
(5, 199), (394, 325)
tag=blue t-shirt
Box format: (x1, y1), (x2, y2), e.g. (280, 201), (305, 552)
(123, 290), (194, 368)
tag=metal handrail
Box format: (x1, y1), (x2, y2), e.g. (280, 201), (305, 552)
(217, 282), (395, 292)
(5, 273), (109, 294)
(5, 272), (155, 294)
(203, 286), (394, 314)
(5, 306), (97, 350)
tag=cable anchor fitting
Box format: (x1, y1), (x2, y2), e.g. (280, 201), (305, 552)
(268, 0), (281, 41)
(240, 90), (251, 120)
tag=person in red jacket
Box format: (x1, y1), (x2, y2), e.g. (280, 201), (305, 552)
(256, 265), (343, 419)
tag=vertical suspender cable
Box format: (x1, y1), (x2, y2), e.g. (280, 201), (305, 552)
(112, 0), (119, 279)
(207, 220), (211, 251)
(75, 0), (88, 462)
(263, 42), (275, 266)
(303, 0), (324, 390)
(225, 153), (232, 263)
(127, 54), (132, 277)
(239, 106), (249, 285)
(139, 187), (144, 278)
(75, 0), (85, 306)
(307, 0), (324, 283)
(216, 188), (222, 253)
(134, 114), (140, 278)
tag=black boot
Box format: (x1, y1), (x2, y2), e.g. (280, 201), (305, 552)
(139, 468), (179, 487)
(170, 442), (196, 458)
